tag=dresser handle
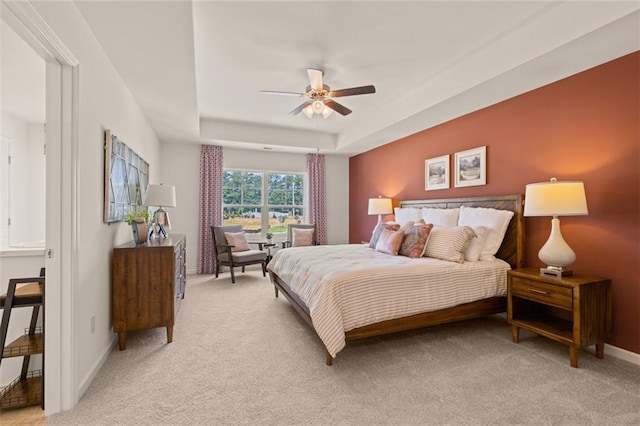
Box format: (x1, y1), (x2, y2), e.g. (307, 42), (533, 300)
(529, 287), (550, 296)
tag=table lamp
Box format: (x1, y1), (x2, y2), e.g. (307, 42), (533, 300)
(524, 178), (588, 277)
(368, 196), (393, 223)
(144, 184), (176, 238)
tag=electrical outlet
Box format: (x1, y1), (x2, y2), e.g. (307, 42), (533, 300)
(90, 314), (95, 333)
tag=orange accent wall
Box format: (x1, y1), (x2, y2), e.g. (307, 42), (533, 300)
(349, 52), (640, 354)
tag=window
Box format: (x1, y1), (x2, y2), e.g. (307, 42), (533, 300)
(223, 170), (305, 241)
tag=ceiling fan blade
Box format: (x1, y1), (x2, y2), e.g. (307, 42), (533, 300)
(307, 68), (324, 91)
(288, 101), (313, 116)
(260, 90), (305, 97)
(324, 99), (352, 116)
(329, 85), (376, 98)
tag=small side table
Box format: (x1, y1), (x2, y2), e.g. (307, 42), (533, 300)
(262, 243), (276, 264)
(507, 267), (612, 368)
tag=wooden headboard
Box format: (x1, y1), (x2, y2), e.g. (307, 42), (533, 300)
(400, 194), (524, 269)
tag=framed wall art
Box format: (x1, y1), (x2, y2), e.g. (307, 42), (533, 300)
(454, 146), (486, 188)
(104, 129), (149, 223)
(425, 154), (450, 190)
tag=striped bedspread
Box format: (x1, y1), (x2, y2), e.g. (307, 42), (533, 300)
(267, 244), (510, 358)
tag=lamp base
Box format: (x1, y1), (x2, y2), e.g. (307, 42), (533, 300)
(540, 266), (573, 278)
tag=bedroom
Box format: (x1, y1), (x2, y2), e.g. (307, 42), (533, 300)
(0, 0), (638, 422)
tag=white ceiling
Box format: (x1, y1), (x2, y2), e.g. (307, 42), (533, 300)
(10, 1), (640, 155)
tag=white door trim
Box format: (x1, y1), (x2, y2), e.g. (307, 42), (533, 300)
(2, 1), (79, 414)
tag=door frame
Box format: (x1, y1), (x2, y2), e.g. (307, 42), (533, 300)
(2, 1), (79, 414)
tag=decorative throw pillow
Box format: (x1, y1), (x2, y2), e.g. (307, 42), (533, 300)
(292, 228), (314, 247)
(458, 206), (514, 261)
(464, 226), (489, 262)
(399, 223), (434, 258)
(424, 226), (477, 263)
(393, 207), (422, 225)
(369, 222), (401, 249)
(422, 208), (459, 227)
(375, 228), (405, 256)
(224, 231), (250, 252)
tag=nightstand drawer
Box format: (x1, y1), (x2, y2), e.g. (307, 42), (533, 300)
(511, 277), (572, 309)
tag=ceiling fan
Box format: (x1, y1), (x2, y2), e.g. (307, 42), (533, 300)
(260, 68), (375, 118)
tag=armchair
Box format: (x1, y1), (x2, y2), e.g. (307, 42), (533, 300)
(282, 224), (317, 248)
(211, 225), (267, 283)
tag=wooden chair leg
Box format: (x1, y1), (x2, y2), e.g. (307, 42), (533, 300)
(230, 267), (236, 284)
(262, 262), (266, 277)
(215, 261), (219, 278)
(242, 266), (245, 273)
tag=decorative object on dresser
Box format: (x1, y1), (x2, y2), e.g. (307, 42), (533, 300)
(0, 269), (45, 409)
(507, 268), (611, 368)
(454, 146), (486, 188)
(112, 234), (186, 350)
(144, 183), (176, 238)
(524, 178), (588, 277)
(425, 154), (450, 191)
(367, 196), (393, 223)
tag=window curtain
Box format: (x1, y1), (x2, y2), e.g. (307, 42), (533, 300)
(197, 145), (223, 274)
(306, 153), (327, 245)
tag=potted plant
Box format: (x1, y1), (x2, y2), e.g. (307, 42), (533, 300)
(266, 232), (273, 243)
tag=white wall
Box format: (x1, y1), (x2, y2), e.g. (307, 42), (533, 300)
(31, 2), (162, 400)
(160, 143), (349, 273)
(0, 113), (45, 247)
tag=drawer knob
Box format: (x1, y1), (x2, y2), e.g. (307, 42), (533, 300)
(529, 287), (550, 296)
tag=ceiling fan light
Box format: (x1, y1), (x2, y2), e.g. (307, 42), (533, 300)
(312, 100), (324, 113)
(322, 106), (333, 119)
(302, 105), (314, 119)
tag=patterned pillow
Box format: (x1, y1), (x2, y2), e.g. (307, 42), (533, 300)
(224, 231), (250, 252)
(375, 228), (405, 256)
(424, 226), (477, 263)
(369, 222), (401, 249)
(292, 228), (314, 247)
(399, 223), (434, 258)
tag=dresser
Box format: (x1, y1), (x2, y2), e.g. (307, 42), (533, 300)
(112, 234), (186, 350)
(507, 267), (611, 368)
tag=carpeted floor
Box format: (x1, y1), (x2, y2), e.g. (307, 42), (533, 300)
(48, 268), (640, 425)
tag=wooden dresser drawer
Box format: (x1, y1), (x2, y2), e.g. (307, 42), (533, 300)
(511, 277), (572, 309)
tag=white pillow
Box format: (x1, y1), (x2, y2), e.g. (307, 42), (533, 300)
(464, 226), (489, 262)
(424, 226), (477, 263)
(458, 206), (514, 261)
(422, 208), (459, 227)
(394, 207), (422, 225)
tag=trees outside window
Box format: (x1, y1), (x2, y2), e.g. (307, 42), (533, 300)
(223, 170), (305, 240)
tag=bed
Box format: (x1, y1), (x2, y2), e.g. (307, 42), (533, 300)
(268, 195), (524, 365)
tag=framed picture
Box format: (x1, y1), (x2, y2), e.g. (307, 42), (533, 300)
(425, 154), (450, 190)
(455, 146), (486, 188)
(104, 130), (149, 223)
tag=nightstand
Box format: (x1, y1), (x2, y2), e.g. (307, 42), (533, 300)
(507, 267), (611, 368)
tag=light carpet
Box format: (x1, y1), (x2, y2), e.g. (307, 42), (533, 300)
(48, 268), (640, 425)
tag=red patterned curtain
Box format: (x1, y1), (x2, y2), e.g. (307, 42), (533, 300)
(306, 153), (327, 245)
(197, 145), (223, 274)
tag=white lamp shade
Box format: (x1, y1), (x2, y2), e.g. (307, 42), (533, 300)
(368, 197), (393, 216)
(144, 184), (176, 207)
(524, 180), (588, 217)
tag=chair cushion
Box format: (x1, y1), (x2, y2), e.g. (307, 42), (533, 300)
(224, 231), (250, 252)
(292, 228), (314, 247)
(218, 249), (267, 263)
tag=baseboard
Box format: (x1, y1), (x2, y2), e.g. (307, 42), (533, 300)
(78, 335), (117, 397)
(586, 343), (640, 366)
